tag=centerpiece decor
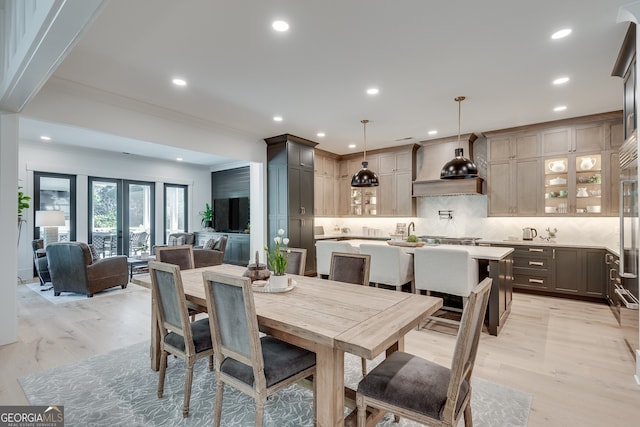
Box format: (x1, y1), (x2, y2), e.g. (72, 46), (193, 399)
(264, 229), (290, 288)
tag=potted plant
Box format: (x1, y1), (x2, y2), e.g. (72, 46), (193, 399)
(264, 229), (290, 288)
(200, 202), (213, 229)
(18, 186), (31, 223)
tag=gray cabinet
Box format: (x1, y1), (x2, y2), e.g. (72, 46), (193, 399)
(265, 134), (317, 275)
(495, 243), (606, 299)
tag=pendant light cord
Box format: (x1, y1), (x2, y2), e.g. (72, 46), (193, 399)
(361, 119), (369, 162)
(455, 96), (465, 149)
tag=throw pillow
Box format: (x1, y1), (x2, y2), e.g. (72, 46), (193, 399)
(176, 236), (186, 246)
(87, 244), (99, 262)
(204, 237), (217, 250)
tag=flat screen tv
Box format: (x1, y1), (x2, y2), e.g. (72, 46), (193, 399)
(213, 197), (249, 232)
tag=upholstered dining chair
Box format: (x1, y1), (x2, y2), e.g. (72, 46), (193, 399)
(356, 277), (492, 427)
(283, 247), (307, 276)
(148, 261), (214, 418)
(413, 246), (479, 325)
(202, 270), (317, 427)
(155, 245), (195, 271)
(328, 252), (371, 376)
(315, 240), (357, 278)
(359, 243), (414, 292)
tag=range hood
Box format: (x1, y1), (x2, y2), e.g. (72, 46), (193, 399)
(412, 134), (485, 197)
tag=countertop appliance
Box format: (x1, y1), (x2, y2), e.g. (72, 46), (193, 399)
(617, 131), (639, 363)
(522, 227), (537, 241)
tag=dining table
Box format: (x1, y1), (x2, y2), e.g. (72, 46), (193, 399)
(132, 264), (443, 427)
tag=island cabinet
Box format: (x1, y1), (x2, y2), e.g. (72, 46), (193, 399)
(492, 243), (606, 299)
(265, 134), (317, 275)
(605, 251), (620, 307)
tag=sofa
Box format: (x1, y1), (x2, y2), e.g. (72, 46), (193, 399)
(46, 242), (129, 297)
(161, 232), (228, 268)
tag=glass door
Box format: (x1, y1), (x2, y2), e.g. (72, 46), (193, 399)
(89, 178), (155, 257)
(33, 172), (76, 242)
(164, 184), (188, 243)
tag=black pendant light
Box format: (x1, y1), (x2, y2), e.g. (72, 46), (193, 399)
(351, 119), (379, 187)
(440, 96), (478, 179)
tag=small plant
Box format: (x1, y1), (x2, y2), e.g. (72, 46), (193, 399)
(18, 187), (31, 220)
(406, 234), (419, 243)
(200, 203), (213, 226)
(546, 227), (557, 238)
(264, 229), (290, 276)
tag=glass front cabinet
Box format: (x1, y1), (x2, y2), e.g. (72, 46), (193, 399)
(350, 187), (377, 216)
(544, 153), (602, 215)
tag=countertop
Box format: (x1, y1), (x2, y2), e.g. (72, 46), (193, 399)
(478, 239), (619, 256)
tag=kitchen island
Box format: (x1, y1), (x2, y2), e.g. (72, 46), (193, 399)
(342, 240), (514, 336)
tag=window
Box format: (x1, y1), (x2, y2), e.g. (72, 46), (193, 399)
(33, 172), (76, 242)
(164, 184), (188, 243)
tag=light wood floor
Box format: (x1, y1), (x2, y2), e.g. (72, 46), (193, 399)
(1, 281), (639, 426)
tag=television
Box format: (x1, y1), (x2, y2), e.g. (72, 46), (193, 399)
(213, 197), (249, 232)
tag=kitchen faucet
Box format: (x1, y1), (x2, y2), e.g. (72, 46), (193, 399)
(408, 221), (415, 236)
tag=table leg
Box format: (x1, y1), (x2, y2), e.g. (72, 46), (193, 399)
(315, 345), (345, 427)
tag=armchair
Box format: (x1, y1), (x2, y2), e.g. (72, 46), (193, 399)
(193, 235), (228, 268)
(31, 239), (51, 286)
(46, 242), (128, 297)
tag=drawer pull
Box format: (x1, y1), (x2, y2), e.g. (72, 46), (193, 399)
(528, 248), (544, 253)
(529, 261), (544, 266)
(528, 278), (545, 284)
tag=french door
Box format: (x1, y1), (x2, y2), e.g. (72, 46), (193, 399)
(89, 178), (155, 257)
(33, 172), (77, 242)
(164, 184), (188, 243)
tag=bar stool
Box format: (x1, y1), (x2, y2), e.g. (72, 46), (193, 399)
(359, 243), (414, 292)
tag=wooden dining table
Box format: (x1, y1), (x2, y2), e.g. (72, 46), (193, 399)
(132, 264), (442, 427)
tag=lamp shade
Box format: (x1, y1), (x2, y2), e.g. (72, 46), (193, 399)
(351, 161), (380, 187)
(35, 210), (65, 227)
(440, 148), (478, 179)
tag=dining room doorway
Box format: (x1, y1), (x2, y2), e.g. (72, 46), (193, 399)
(88, 177), (155, 257)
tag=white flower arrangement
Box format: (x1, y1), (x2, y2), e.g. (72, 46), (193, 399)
(264, 229), (290, 276)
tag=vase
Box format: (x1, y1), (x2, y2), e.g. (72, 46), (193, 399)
(269, 273), (288, 289)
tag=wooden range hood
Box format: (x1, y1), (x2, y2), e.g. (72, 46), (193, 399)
(412, 177), (484, 197)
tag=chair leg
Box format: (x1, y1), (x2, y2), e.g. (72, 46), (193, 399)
(255, 395), (266, 427)
(208, 355), (214, 371)
(182, 363), (194, 417)
(361, 358), (367, 376)
(214, 380), (224, 427)
(356, 394), (366, 427)
(157, 351), (168, 398)
(463, 402), (473, 427)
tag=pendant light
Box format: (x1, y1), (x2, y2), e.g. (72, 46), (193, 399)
(440, 96), (478, 179)
(351, 119), (379, 187)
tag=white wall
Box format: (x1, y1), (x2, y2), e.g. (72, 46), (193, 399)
(18, 140), (212, 279)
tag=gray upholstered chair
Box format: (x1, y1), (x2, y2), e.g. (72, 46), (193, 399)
(202, 270), (317, 427)
(193, 235), (228, 268)
(328, 252), (371, 376)
(46, 242), (128, 297)
(315, 240), (357, 278)
(355, 278), (492, 427)
(31, 239), (50, 286)
(283, 247), (307, 276)
(148, 261), (214, 418)
(155, 245), (195, 271)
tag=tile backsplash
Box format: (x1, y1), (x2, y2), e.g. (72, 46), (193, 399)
(315, 195), (619, 249)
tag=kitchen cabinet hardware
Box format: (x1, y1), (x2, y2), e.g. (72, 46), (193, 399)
(529, 278), (545, 284)
(529, 261), (544, 266)
(529, 248), (544, 252)
(553, 249), (555, 259)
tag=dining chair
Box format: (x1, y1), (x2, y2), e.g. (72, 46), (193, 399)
(315, 240), (357, 278)
(148, 260), (214, 418)
(202, 270), (317, 427)
(283, 247), (307, 276)
(359, 243), (414, 292)
(413, 246), (479, 326)
(328, 252), (371, 376)
(356, 277), (492, 427)
(155, 245), (195, 271)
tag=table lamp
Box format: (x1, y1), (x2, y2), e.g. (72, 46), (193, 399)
(35, 210), (65, 247)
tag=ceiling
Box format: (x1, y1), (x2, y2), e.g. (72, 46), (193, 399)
(21, 0), (631, 165)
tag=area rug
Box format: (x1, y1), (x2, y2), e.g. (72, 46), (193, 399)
(24, 281), (144, 304)
(19, 342), (531, 426)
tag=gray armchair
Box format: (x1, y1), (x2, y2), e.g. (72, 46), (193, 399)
(193, 235), (228, 268)
(46, 242), (128, 297)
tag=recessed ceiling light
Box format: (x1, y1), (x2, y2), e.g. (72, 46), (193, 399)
(428, 130), (438, 135)
(317, 132), (326, 138)
(176, 157), (183, 161)
(172, 78), (187, 86)
(551, 28), (572, 40)
(273, 116), (283, 122)
(553, 77), (570, 85)
(348, 144), (356, 149)
(366, 88), (379, 95)
(554, 105), (567, 112)
(39, 135), (51, 141)
(272, 20), (289, 32)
